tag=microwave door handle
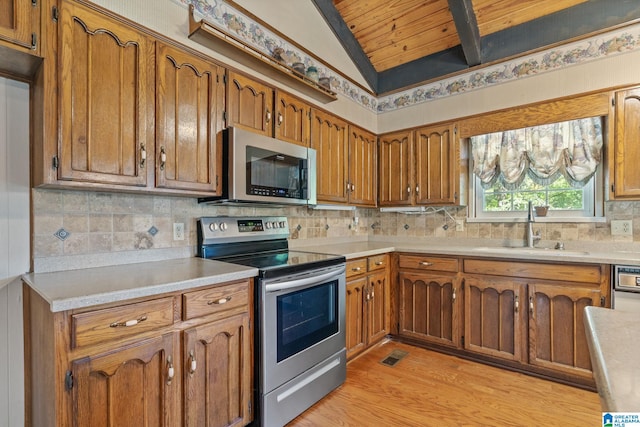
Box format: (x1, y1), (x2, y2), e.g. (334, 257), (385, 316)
(265, 267), (345, 293)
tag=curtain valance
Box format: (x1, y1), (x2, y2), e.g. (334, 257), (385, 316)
(471, 117), (603, 190)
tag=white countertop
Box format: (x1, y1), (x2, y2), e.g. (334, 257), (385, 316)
(23, 257), (257, 312)
(585, 306), (640, 412)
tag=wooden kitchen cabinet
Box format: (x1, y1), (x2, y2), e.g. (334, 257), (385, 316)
(379, 123), (462, 206)
(310, 108), (349, 204)
(612, 86), (640, 198)
(0, 0), (37, 51)
(56, 0), (154, 187)
(274, 89), (311, 147)
(226, 70), (274, 137)
(397, 254), (461, 348)
(528, 282), (602, 379)
(156, 42), (224, 194)
(24, 278), (254, 427)
(463, 275), (527, 362)
(462, 258), (610, 384)
(347, 125), (377, 206)
(345, 254), (390, 359)
(70, 332), (181, 426)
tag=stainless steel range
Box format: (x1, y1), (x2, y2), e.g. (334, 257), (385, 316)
(197, 216), (346, 427)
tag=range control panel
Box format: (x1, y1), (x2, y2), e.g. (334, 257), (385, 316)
(198, 216), (290, 244)
(614, 265), (640, 292)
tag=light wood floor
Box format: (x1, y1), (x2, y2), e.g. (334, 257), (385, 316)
(288, 340), (602, 426)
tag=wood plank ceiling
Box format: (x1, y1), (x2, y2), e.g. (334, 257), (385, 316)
(312, 0), (640, 94)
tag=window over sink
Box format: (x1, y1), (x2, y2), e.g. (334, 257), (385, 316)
(469, 116), (605, 221)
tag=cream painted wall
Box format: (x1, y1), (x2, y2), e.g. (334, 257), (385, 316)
(377, 49), (640, 132)
(0, 77), (29, 427)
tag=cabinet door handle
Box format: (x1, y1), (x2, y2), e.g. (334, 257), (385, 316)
(419, 261), (433, 266)
(109, 315), (147, 328)
(277, 112), (283, 125)
(406, 185), (411, 194)
(208, 297), (232, 305)
(351, 184), (355, 191)
(140, 144), (146, 169)
(514, 296), (519, 312)
(265, 109), (271, 123)
(346, 182), (351, 193)
(166, 356), (174, 385)
(529, 296), (534, 316)
(452, 288), (456, 301)
(188, 350), (197, 375)
(415, 185), (419, 194)
(370, 290), (374, 299)
(159, 146), (166, 171)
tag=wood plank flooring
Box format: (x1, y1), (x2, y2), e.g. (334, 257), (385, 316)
(288, 340), (602, 426)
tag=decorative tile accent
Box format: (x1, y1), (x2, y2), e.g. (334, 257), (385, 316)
(54, 228), (70, 241)
(173, 0), (640, 114)
(148, 226), (158, 236)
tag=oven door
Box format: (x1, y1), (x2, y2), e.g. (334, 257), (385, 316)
(260, 263), (346, 394)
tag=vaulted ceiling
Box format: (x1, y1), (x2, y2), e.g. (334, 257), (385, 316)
(312, 0), (640, 94)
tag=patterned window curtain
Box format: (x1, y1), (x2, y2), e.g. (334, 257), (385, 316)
(471, 117), (603, 190)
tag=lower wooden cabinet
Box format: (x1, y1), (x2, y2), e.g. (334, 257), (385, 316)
(24, 278), (253, 427)
(345, 254), (390, 359)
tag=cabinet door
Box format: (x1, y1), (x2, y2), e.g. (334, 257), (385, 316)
(156, 42), (223, 194)
(378, 130), (413, 206)
(70, 332), (180, 427)
(226, 71), (273, 136)
(58, 0), (154, 186)
(348, 125), (377, 206)
(463, 275), (526, 362)
(367, 270), (389, 345)
(528, 282), (601, 378)
(0, 0), (36, 50)
(613, 87), (640, 198)
(346, 276), (367, 359)
(310, 108), (349, 203)
(414, 123), (458, 205)
(398, 271), (460, 347)
(184, 313), (252, 427)
(274, 90), (310, 147)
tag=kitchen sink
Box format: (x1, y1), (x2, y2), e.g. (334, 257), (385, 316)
(472, 246), (590, 256)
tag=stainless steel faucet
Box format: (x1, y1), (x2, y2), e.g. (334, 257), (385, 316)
(526, 201), (541, 247)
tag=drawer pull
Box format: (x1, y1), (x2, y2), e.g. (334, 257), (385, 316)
(166, 357), (174, 385)
(208, 297), (231, 305)
(188, 350), (197, 375)
(109, 315), (147, 328)
(374, 261), (384, 266)
(351, 267), (362, 272)
(419, 261), (434, 266)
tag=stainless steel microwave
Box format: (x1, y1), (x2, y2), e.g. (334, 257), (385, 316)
(199, 127), (316, 206)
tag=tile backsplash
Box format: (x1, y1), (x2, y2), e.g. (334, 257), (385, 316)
(32, 188), (640, 272)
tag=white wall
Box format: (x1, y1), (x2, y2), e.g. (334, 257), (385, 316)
(0, 77), (30, 427)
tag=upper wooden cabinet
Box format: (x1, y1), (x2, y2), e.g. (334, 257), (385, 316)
(379, 123), (462, 207)
(274, 90), (311, 147)
(347, 125), (377, 206)
(0, 0), (37, 50)
(226, 70), (274, 137)
(310, 108), (349, 204)
(612, 87), (640, 199)
(56, 0), (155, 187)
(156, 42), (224, 194)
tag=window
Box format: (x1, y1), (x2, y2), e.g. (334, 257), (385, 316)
(470, 117), (604, 220)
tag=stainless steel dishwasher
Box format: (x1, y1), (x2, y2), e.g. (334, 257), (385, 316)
(613, 265), (640, 311)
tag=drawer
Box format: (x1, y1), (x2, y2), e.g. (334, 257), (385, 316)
(346, 259), (367, 278)
(183, 280), (249, 320)
(71, 296), (176, 349)
(463, 259), (603, 283)
(399, 254), (459, 272)
(368, 254), (388, 272)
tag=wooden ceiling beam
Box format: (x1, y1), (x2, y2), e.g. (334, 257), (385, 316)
(447, 0), (482, 66)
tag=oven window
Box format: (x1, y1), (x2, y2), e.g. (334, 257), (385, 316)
(246, 145), (302, 197)
(276, 280), (338, 362)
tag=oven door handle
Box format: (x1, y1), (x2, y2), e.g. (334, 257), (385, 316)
(265, 266), (345, 293)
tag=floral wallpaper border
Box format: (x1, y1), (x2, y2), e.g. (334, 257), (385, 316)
(176, 0), (640, 114)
